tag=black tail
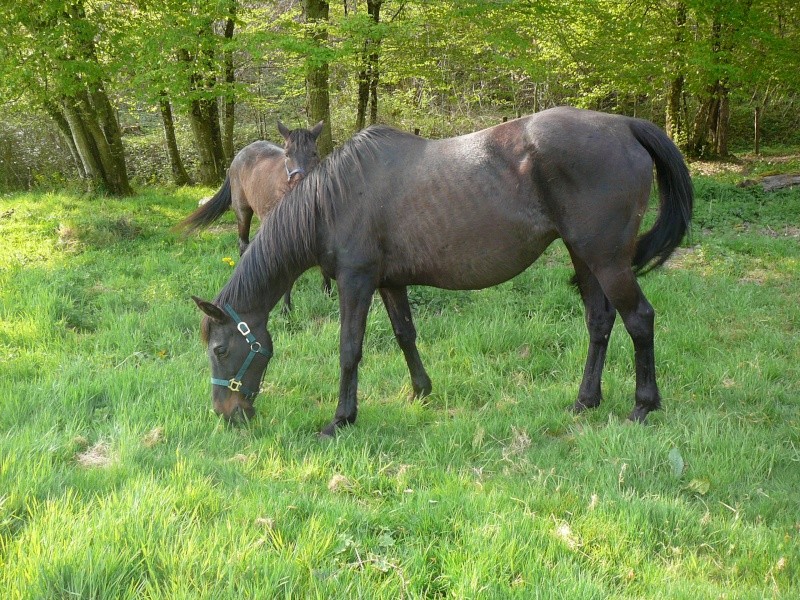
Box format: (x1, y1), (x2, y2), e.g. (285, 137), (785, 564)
(629, 120), (693, 275)
(174, 175), (232, 234)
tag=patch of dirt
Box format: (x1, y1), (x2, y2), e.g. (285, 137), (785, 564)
(328, 474), (354, 493)
(142, 427), (165, 448)
(691, 159), (746, 177)
(75, 441), (115, 469)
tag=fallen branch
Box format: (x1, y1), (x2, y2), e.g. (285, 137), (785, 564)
(739, 173), (800, 192)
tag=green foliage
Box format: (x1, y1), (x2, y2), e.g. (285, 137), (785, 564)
(2, 0), (800, 187)
(1, 177), (799, 597)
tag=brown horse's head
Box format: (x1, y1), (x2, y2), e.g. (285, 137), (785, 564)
(192, 296), (273, 424)
(278, 120), (324, 188)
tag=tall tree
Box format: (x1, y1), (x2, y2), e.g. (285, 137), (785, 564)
(354, 1), (383, 130)
(0, 0), (132, 195)
(159, 94), (192, 186)
(304, 0), (334, 156)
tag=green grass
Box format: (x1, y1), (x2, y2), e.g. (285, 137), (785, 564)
(1, 177), (799, 599)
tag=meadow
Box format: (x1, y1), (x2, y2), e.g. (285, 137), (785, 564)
(0, 167), (798, 598)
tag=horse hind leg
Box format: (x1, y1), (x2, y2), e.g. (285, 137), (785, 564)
(379, 287), (432, 399)
(568, 249), (617, 413)
(232, 195), (254, 256)
(592, 262), (662, 422)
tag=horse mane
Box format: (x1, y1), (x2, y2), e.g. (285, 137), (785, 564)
(212, 125), (409, 314)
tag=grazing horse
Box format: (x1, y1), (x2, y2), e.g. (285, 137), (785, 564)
(192, 107), (693, 437)
(177, 120), (328, 310)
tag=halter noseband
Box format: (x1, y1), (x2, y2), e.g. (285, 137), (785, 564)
(284, 157), (306, 181)
(210, 304), (271, 401)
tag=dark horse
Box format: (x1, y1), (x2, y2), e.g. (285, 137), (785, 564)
(192, 107), (693, 437)
(177, 121), (328, 310)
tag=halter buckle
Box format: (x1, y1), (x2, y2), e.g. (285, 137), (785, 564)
(228, 379), (242, 392)
(237, 322), (251, 336)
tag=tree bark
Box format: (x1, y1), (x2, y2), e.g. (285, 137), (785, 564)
(61, 97), (109, 193)
(665, 3), (686, 143)
(356, 1), (382, 130)
(304, 0), (333, 156)
(222, 2), (236, 165)
(88, 83), (132, 195)
(159, 94), (192, 186)
(188, 99), (225, 186)
(180, 46), (226, 185)
(45, 101), (85, 179)
(716, 87), (730, 156)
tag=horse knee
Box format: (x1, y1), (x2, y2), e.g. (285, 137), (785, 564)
(624, 302), (655, 345)
(394, 328), (417, 348)
(586, 310), (615, 343)
(340, 342), (363, 372)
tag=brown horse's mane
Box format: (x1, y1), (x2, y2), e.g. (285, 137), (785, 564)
(212, 125), (411, 313)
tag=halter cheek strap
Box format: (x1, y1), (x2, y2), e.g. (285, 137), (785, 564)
(210, 304), (271, 401)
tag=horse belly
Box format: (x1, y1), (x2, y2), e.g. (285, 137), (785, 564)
(383, 206), (556, 290)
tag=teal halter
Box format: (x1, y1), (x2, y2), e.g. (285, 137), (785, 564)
(210, 304), (271, 401)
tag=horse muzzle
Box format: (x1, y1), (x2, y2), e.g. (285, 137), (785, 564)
(213, 390), (256, 423)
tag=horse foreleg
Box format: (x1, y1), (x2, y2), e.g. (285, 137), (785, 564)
(595, 266), (661, 422)
(379, 287), (432, 399)
(320, 273), (375, 437)
(568, 251), (617, 413)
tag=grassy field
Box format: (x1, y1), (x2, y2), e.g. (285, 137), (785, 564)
(1, 168), (799, 598)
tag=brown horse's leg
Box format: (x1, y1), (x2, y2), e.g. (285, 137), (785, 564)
(320, 271), (375, 437)
(233, 205), (253, 256)
(379, 287), (432, 399)
(322, 274), (333, 296)
(282, 285), (293, 314)
(594, 265), (661, 422)
(567, 250), (617, 413)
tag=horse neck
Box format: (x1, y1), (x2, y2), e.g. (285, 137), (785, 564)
(218, 201), (320, 315)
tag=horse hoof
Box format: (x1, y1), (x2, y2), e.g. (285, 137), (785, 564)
(571, 398), (600, 414)
(319, 423), (338, 438)
(627, 404), (654, 423)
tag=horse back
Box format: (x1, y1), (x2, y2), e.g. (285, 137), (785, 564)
(229, 141), (289, 218)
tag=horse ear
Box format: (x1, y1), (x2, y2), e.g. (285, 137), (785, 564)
(310, 120), (324, 140)
(192, 296), (228, 323)
(277, 121), (291, 141)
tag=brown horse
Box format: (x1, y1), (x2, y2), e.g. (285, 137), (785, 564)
(177, 121), (327, 310)
(192, 107), (693, 437)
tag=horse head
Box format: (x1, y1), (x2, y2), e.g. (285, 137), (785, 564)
(192, 296), (273, 423)
(278, 120), (324, 188)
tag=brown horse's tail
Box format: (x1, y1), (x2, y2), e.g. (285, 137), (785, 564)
(629, 120), (693, 275)
(174, 175), (232, 234)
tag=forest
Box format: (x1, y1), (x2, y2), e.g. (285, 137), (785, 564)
(1, 0), (799, 195)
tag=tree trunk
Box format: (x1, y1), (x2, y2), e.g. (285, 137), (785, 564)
(74, 90), (131, 195)
(715, 87), (730, 156)
(45, 101), (86, 179)
(753, 105), (761, 155)
(222, 3), (236, 165)
(61, 97), (110, 193)
(88, 83), (133, 195)
(180, 46), (226, 185)
(304, 0), (333, 156)
(159, 95), (192, 185)
(355, 1), (382, 131)
(666, 75), (685, 142)
(188, 99), (224, 186)
(665, 3), (686, 144)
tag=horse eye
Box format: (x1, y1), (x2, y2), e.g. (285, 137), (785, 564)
(213, 345), (228, 358)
